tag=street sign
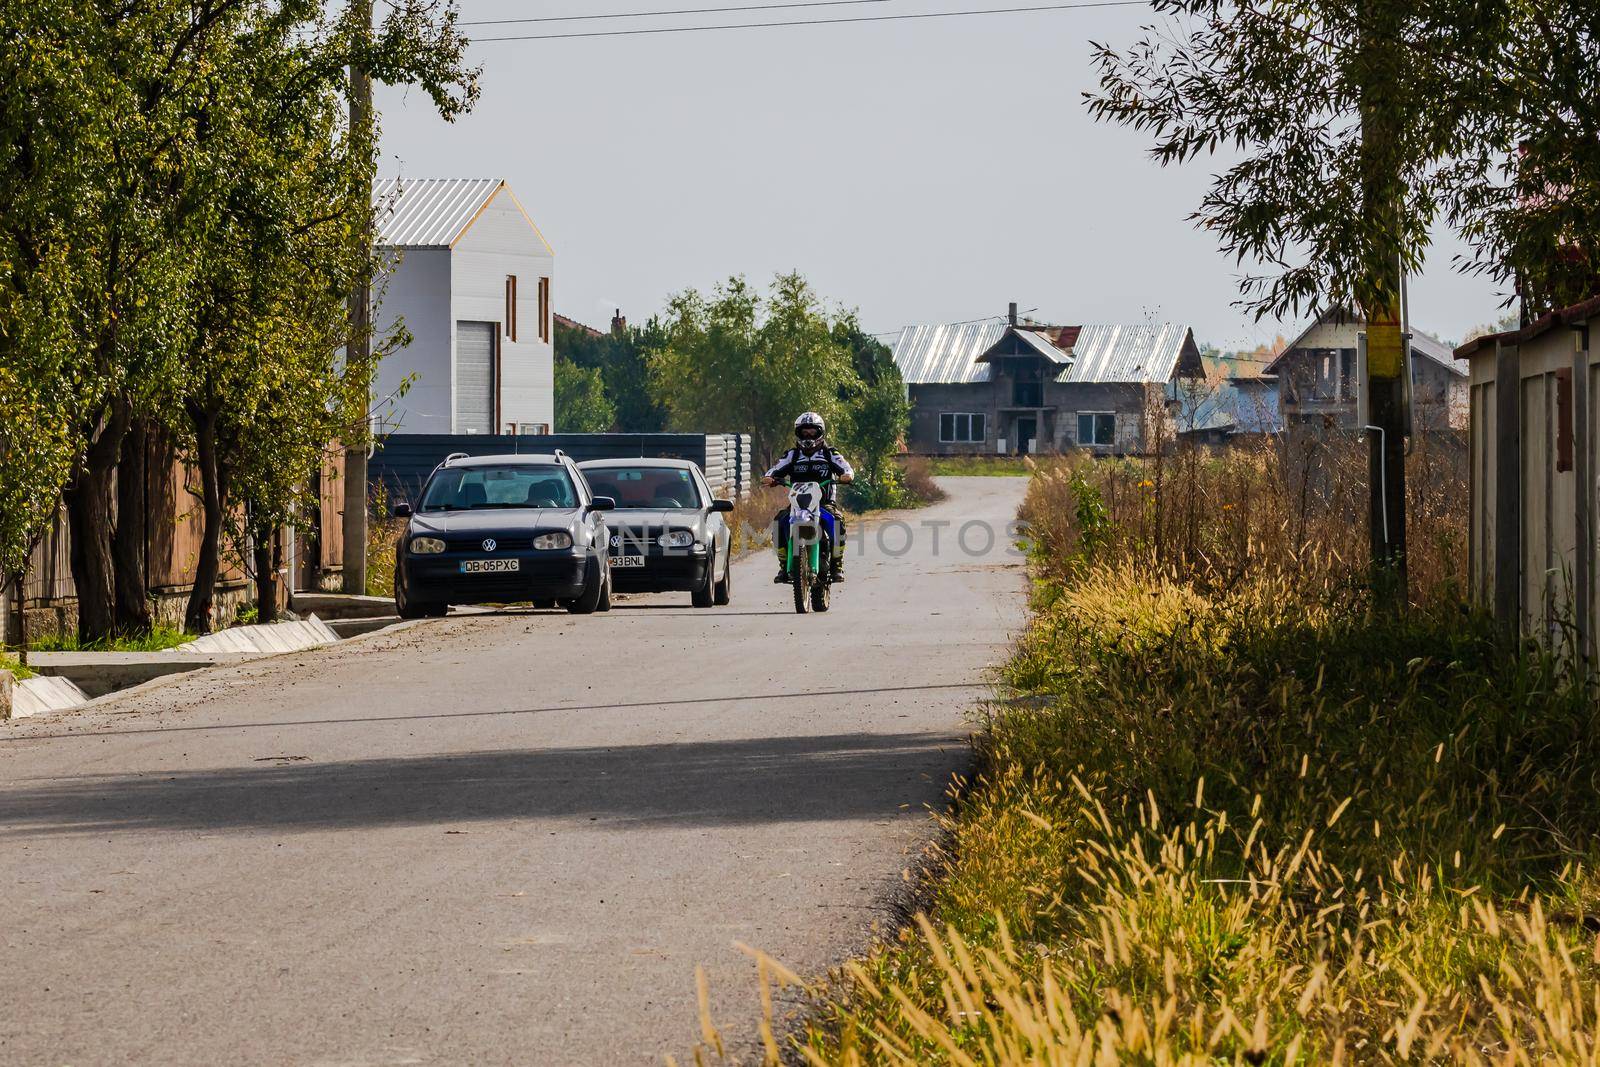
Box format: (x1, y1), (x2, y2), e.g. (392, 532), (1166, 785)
(1367, 299), (1404, 378)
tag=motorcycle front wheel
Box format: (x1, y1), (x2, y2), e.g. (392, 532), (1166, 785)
(792, 550), (811, 614)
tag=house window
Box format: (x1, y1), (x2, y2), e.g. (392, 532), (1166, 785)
(1311, 350), (1337, 401)
(1077, 412), (1116, 446)
(538, 277), (551, 343)
(505, 275), (518, 342)
(939, 412), (986, 443)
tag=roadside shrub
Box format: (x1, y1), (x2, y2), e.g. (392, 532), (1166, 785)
(895, 456), (947, 505)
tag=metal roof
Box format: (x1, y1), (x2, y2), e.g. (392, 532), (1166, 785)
(375, 177), (503, 248)
(1269, 306), (1468, 377)
(890, 322), (1003, 384)
(1012, 328), (1073, 363)
(893, 320), (1195, 385)
(1056, 324), (1194, 384)
(1410, 329), (1468, 376)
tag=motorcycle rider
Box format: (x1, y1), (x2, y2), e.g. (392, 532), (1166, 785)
(763, 412), (854, 584)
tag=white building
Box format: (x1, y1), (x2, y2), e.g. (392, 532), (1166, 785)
(372, 178), (554, 435)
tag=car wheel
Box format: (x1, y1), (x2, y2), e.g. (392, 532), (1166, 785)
(395, 572), (440, 620)
(692, 549), (716, 608)
(713, 551), (731, 606)
(565, 556), (605, 615)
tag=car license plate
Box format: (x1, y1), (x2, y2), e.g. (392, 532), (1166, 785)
(461, 558), (520, 574)
(609, 556), (646, 568)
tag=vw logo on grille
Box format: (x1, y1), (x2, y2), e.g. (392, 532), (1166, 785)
(609, 534), (621, 549)
(482, 538), (497, 553)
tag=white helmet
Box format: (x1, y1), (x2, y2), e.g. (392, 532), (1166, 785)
(794, 411), (826, 452)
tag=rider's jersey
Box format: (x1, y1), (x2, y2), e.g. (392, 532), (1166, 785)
(765, 445), (854, 503)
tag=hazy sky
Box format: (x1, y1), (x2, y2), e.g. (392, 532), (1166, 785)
(376, 0), (1509, 352)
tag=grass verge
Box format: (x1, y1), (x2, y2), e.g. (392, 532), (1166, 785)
(29, 624), (194, 653)
(925, 455), (1036, 477)
(697, 446), (1599, 1064)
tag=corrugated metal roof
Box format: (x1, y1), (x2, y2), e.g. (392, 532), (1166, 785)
(1013, 328), (1073, 363)
(893, 320), (1194, 385)
(1411, 329), (1468, 376)
(1270, 306), (1469, 377)
(890, 322), (1002, 384)
(375, 177), (503, 248)
(1056, 324), (1193, 384)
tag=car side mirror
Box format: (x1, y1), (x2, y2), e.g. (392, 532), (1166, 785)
(392, 502), (413, 518)
(588, 496), (616, 512)
(710, 498), (735, 513)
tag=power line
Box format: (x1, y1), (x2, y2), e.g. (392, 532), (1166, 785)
(472, 0), (1148, 42)
(460, 0), (889, 27)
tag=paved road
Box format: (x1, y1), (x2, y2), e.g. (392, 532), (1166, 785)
(0, 476), (1027, 1066)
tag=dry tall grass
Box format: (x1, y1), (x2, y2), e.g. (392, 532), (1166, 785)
(680, 435), (1600, 1066)
(1020, 431), (1469, 605)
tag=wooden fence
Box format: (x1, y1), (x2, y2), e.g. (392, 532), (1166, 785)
(12, 440), (346, 626)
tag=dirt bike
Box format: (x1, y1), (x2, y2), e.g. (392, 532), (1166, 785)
(785, 479), (835, 614)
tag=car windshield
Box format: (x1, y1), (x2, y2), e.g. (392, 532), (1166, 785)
(421, 464), (578, 511)
(582, 466), (703, 509)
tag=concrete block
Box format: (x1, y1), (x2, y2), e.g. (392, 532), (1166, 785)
(327, 616), (403, 639)
(293, 593), (396, 620)
(12, 675), (88, 717)
(29, 652), (251, 699)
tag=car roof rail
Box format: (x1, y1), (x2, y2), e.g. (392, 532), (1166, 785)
(443, 451), (470, 466)
(553, 448), (566, 460)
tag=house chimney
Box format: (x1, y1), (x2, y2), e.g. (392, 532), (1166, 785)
(1008, 301), (1018, 326)
(611, 308), (627, 335)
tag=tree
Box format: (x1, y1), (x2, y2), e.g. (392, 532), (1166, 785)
(173, 1), (473, 631)
(1087, 1), (1600, 321)
(1082, 0), (1548, 602)
(554, 357), (616, 433)
(836, 370), (910, 509)
(649, 273), (862, 465)
(828, 321), (910, 507)
(0, 0), (476, 642)
(554, 315), (665, 432)
(1447, 2), (1600, 316)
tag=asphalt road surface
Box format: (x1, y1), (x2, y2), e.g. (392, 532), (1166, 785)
(0, 476), (1028, 1066)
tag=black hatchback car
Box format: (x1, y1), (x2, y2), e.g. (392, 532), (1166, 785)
(391, 452), (615, 617)
(577, 458), (735, 608)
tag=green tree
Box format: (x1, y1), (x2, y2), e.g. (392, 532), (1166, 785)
(554, 357), (616, 433)
(836, 371), (910, 509)
(1087, 1), (1600, 321)
(555, 315), (666, 431)
(649, 273), (862, 465)
(0, 0), (475, 641)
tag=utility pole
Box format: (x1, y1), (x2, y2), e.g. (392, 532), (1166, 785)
(342, 0), (372, 596)
(1358, 0), (1408, 607)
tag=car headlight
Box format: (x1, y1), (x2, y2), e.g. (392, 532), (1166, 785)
(532, 531), (573, 550)
(658, 530), (695, 549)
(410, 536), (445, 554)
